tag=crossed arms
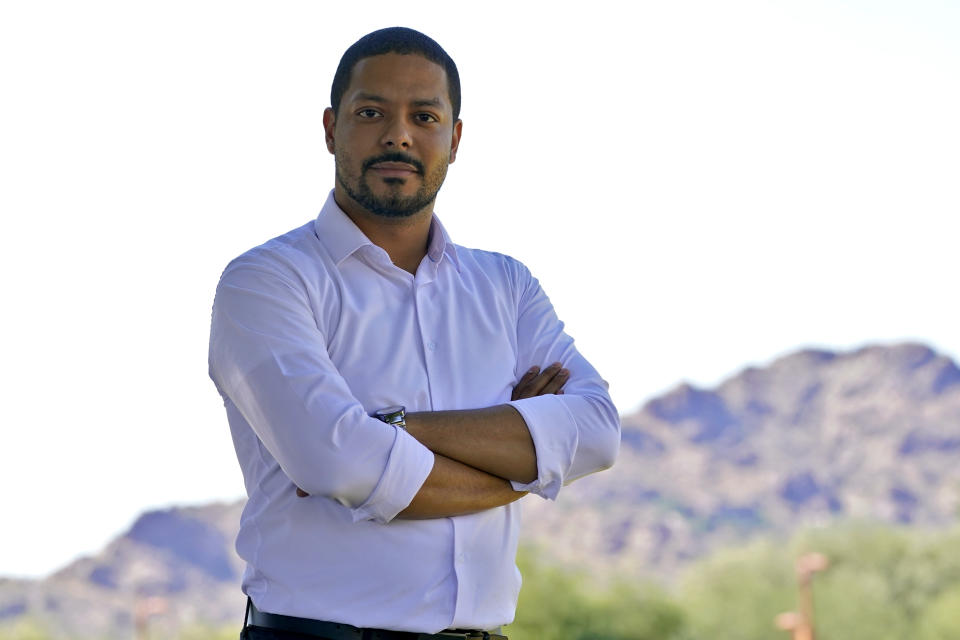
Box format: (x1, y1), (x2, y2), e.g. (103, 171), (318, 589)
(338, 364), (570, 519)
(209, 256), (620, 525)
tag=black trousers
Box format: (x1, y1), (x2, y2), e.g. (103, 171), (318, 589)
(241, 624), (503, 640)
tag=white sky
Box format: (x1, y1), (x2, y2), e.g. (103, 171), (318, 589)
(1, 0), (958, 578)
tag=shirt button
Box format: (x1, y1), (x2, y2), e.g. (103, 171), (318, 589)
(427, 341), (437, 352)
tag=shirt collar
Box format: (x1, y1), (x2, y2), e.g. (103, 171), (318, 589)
(426, 214), (461, 273)
(313, 192), (374, 265)
(313, 191), (461, 273)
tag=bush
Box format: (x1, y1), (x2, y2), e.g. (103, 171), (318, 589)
(506, 546), (687, 640)
(678, 524), (960, 640)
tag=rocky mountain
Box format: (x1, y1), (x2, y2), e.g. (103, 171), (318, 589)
(0, 502), (247, 638)
(521, 342), (960, 578)
(3, 343), (959, 638)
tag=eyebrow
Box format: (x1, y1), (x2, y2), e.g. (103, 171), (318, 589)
(411, 97), (443, 109)
(353, 93), (445, 109)
(354, 93), (387, 103)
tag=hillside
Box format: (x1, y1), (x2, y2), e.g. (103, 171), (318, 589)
(521, 342), (960, 577)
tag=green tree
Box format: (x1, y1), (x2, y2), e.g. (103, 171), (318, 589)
(678, 539), (795, 640)
(0, 618), (52, 640)
(917, 584), (960, 640)
(507, 546), (687, 640)
(677, 524), (960, 640)
(794, 524), (960, 639)
(177, 622), (240, 640)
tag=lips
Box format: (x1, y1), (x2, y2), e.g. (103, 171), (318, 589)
(369, 161), (419, 172)
(363, 154), (425, 177)
(367, 161), (420, 181)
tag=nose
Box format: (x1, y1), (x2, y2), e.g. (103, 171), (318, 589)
(380, 116), (412, 149)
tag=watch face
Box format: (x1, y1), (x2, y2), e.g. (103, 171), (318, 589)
(375, 406), (406, 425)
(376, 405), (404, 418)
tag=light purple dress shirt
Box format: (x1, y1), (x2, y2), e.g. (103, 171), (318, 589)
(208, 192), (620, 633)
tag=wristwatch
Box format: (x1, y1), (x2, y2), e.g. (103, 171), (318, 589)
(374, 405), (407, 430)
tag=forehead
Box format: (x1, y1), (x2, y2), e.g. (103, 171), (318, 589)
(344, 53), (451, 110)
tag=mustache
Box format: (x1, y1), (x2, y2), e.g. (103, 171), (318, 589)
(362, 152), (424, 174)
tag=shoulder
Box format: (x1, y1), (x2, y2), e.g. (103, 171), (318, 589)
(212, 221), (342, 335)
(220, 221), (328, 285)
(453, 243), (534, 284)
(214, 221), (341, 313)
(450, 244), (553, 316)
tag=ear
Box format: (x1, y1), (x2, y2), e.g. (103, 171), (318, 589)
(449, 119), (463, 164)
(322, 107), (336, 155)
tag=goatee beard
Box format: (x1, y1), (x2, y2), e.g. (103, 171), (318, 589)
(336, 152), (447, 219)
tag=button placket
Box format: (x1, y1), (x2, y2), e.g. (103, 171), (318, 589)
(449, 515), (467, 625)
(414, 281), (439, 410)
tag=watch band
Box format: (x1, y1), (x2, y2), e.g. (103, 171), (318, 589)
(374, 405), (406, 430)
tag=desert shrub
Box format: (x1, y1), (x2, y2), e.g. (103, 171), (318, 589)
(507, 546), (687, 640)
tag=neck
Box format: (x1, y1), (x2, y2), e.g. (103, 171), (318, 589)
(334, 189), (434, 275)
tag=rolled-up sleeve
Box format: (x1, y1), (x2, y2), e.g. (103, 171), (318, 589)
(506, 262), (620, 500)
(209, 259), (435, 524)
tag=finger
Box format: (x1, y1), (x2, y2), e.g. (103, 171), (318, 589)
(522, 363), (563, 397)
(513, 366), (547, 400)
(539, 368), (569, 395)
(512, 366), (541, 400)
(296, 487), (309, 497)
(517, 366), (540, 386)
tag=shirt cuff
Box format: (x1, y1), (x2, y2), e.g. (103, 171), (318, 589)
(507, 395), (579, 500)
(349, 427), (435, 524)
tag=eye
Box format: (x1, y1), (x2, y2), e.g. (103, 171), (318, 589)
(357, 108), (382, 119)
(415, 113), (439, 123)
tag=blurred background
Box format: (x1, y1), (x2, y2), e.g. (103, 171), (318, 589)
(1, 0), (958, 638)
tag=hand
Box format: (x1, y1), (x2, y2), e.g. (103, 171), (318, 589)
(297, 363), (569, 497)
(511, 362), (569, 401)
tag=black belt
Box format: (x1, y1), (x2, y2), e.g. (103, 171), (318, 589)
(246, 598), (506, 640)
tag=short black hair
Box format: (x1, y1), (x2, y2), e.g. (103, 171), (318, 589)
(330, 27), (461, 121)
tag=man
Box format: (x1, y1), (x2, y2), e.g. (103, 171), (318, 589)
(209, 27), (620, 640)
